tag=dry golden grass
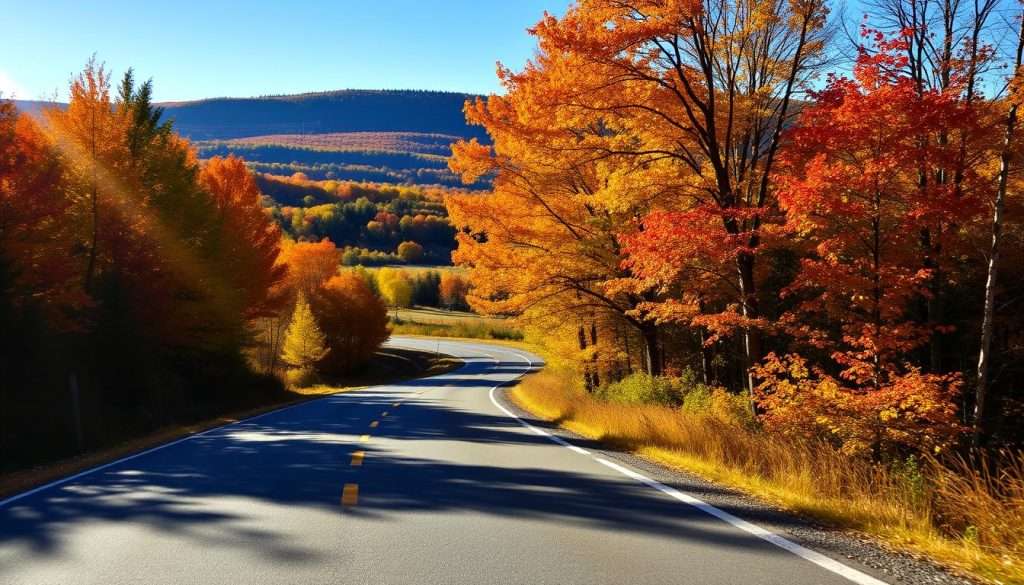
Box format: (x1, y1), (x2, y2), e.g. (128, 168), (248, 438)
(511, 368), (1024, 585)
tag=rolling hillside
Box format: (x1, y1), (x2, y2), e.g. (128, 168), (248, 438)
(13, 90), (490, 187)
(159, 90), (488, 140)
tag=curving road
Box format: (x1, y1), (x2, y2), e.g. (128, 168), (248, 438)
(0, 337), (896, 585)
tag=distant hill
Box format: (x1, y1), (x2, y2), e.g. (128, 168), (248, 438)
(159, 90), (488, 141)
(12, 90), (489, 187)
(11, 100), (59, 117)
(194, 131), (472, 187)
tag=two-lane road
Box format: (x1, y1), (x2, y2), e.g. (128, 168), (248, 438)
(0, 337), (891, 584)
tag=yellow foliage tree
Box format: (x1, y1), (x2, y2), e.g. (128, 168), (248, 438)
(377, 267), (414, 313)
(281, 293), (328, 385)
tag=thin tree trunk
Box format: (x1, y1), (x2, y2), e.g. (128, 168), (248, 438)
(699, 328), (712, 386)
(737, 252), (761, 414)
(974, 10), (1024, 447)
(578, 323), (594, 391)
(622, 323), (634, 375)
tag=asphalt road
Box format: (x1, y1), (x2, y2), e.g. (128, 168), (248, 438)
(0, 337), (897, 585)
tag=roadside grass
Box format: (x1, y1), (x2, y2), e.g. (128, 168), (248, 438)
(365, 264), (468, 277)
(510, 366), (1024, 585)
(0, 348), (461, 501)
(391, 306), (505, 325)
(390, 309), (523, 341)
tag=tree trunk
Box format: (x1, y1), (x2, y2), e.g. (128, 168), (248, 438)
(699, 328), (712, 386)
(640, 325), (662, 377)
(578, 324), (595, 391)
(975, 10), (1023, 446)
(737, 252), (762, 414)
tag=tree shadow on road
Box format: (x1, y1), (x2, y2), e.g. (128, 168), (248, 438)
(0, 360), (808, 572)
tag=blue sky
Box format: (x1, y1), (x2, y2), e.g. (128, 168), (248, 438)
(0, 0), (572, 102)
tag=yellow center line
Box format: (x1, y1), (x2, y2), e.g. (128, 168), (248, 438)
(341, 483), (359, 507)
(360, 434), (370, 442)
(350, 450), (365, 466)
(369, 420), (379, 428)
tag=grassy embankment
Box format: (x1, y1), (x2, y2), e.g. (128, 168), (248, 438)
(0, 347), (461, 501)
(362, 266), (523, 340)
(389, 306), (524, 341)
(509, 359), (1023, 585)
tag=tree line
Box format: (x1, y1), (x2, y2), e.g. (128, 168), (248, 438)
(447, 0), (1024, 456)
(260, 174), (459, 264)
(0, 62), (388, 470)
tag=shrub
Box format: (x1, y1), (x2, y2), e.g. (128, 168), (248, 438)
(595, 370), (746, 424)
(286, 366), (319, 388)
(596, 372), (685, 406)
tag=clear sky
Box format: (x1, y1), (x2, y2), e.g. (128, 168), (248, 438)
(0, 0), (572, 102)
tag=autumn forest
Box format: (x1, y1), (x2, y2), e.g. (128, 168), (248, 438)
(448, 0), (1024, 452)
(3, 0), (1024, 581)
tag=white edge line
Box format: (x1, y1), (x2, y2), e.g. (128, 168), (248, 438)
(482, 343), (889, 585)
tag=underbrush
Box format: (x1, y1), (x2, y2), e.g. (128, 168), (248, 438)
(390, 316), (523, 340)
(511, 367), (1024, 584)
(595, 371), (752, 424)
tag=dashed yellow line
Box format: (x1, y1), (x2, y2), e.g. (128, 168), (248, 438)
(350, 451), (365, 466)
(360, 434), (370, 442)
(369, 420), (379, 428)
(341, 483), (359, 507)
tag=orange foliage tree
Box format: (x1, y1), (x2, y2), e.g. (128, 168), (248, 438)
(279, 238), (341, 296)
(310, 273), (391, 375)
(199, 155), (287, 319)
(451, 0), (831, 385)
(42, 62), (245, 350)
(439, 273), (470, 310)
(0, 102), (81, 325)
(447, 72), (667, 378)
(525, 0), (830, 394)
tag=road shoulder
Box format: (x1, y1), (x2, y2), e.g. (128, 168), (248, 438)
(490, 378), (975, 585)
